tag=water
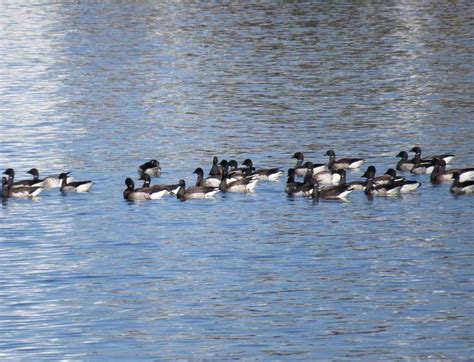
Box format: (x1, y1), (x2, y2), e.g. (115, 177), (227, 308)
(1, 1), (473, 359)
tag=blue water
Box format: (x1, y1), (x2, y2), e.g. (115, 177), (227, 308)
(1, 2), (473, 360)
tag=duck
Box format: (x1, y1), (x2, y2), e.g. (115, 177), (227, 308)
(286, 176), (313, 197)
(242, 159), (283, 181)
(123, 178), (167, 201)
(209, 156), (222, 176)
(25, 168), (74, 188)
(337, 169), (366, 191)
(2, 175), (43, 198)
(307, 162), (341, 186)
(364, 177), (401, 197)
(312, 179), (353, 200)
(227, 160), (248, 179)
(430, 159), (474, 184)
(361, 166), (392, 185)
(396, 151), (416, 172)
(410, 146), (454, 165)
(450, 172), (474, 195)
(219, 169), (258, 193)
(292, 152), (327, 176)
(176, 179), (219, 200)
(285, 168), (307, 192)
(194, 167), (222, 187)
(59, 173), (94, 193)
(138, 159), (161, 177)
(139, 173), (180, 195)
(285, 168), (312, 195)
(3, 168), (43, 188)
(325, 150), (364, 171)
(384, 169), (421, 193)
(410, 159), (435, 175)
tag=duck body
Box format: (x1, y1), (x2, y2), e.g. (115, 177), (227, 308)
(138, 159), (161, 177)
(220, 170), (258, 193)
(450, 172), (474, 195)
(25, 168), (74, 189)
(396, 151), (416, 172)
(384, 169), (421, 193)
(242, 159), (283, 181)
(313, 184), (353, 200)
(364, 178), (401, 197)
(194, 167), (222, 187)
(177, 179), (219, 200)
(410, 160), (434, 175)
(2, 176), (43, 198)
(123, 178), (169, 200)
(59, 173), (94, 193)
(326, 150), (364, 171)
(285, 169), (313, 196)
(410, 146), (454, 165)
(139, 174), (180, 195)
(292, 152), (327, 176)
(312, 169), (354, 200)
(430, 159), (474, 184)
(3, 168), (44, 188)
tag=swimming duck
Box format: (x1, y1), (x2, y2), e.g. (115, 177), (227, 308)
(361, 166), (393, 185)
(325, 150), (364, 171)
(242, 159), (283, 181)
(176, 179), (219, 200)
(430, 159), (474, 184)
(292, 152), (327, 176)
(219, 169), (258, 193)
(25, 168), (74, 188)
(384, 169), (421, 193)
(138, 159), (161, 177)
(285, 168), (311, 195)
(337, 169), (366, 191)
(59, 173), (94, 193)
(2, 175), (43, 198)
(209, 156), (222, 176)
(312, 180), (353, 200)
(305, 162), (341, 186)
(396, 151), (416, 172)
(364, 177), (401, 197)
(194, 167), (222, 187)
(410, 146), (454, 165)
(450, 172), (474, 195)
(3, 168), (43, 188)
(123, 178), (167, 201)
(286, 176), (313, 197)
(139, 173), (180, 195)
(410, 159), (435, 175)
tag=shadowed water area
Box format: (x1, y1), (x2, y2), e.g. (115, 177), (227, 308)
(0, 2), (473, 360)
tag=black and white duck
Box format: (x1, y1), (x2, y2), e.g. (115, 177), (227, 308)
(123, 178), (168, 200)
(410, 146), (454, 165)
(384, 169), (421, 193)
(242, 159), (283, 181)
(430, 159), (474, 184)
(325, 150), (364, 171)
(292, 152), (327, 176)
(59, 173), (94, 193)
(138, 159), (161, 177)
(1, 175), (43, 198)
(139, 173), (180, 195)
(396, 151), (416, 172)
(450, 172), (474, 195)
(176, 179), (219, 200)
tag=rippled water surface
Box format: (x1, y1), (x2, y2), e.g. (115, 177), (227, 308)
(1, 2), (473, 360)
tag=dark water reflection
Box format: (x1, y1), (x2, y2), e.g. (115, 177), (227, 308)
(0, 2), (473, 360)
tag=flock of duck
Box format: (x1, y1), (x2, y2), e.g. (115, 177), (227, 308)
(123, 146), (474, 201)
(2, 147), (473, 201)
